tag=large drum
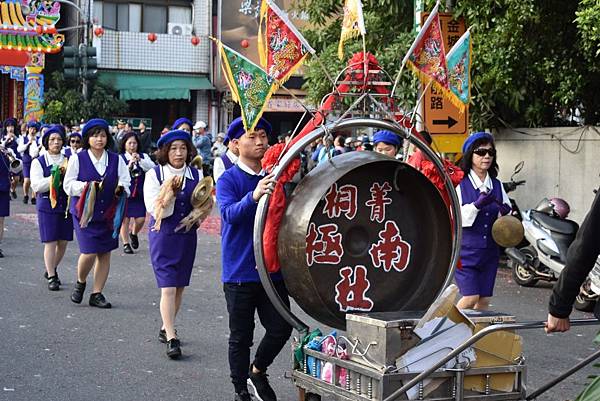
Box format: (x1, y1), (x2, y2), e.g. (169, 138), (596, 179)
(278, 151), (453, 329)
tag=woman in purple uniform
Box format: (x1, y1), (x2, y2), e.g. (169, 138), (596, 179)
(455, 132), (511, 310)
(30, 125), (74, 291)
(63, 119), (131, 309)
(144, 129), (202, 359)
(119, 131), (155, 254)
(0, 144), (10, 258)
(62, 132), (83, 159)
(18, 120), (40, 204)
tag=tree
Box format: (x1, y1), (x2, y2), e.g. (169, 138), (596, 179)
(43, 72), (128, 124)
(297, 0), (600, 128)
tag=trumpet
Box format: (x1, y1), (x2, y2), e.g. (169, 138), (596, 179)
(0, 148), (23, 174)
(129, 162), (143, 179)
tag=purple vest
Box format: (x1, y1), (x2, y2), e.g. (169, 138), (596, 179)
(460, 175), (502, 249)
(69, 150), (119, 222)
(21, 136), (32, 163)
(36, 156), (69, 214)
(148, 165), (199, 235)
(63, 147), (73, 159)
(0, 153), (9, 191)
(221, 153), (235, 170)
(120, 153), (145, 200)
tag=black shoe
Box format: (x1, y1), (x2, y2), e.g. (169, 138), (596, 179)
(166, 338), (182, 359)
(234, 390), (251, 401)
(48, 276), (60, 291)
(23, 195), (28, 204)
(248, 367), (277, 401)
(0, 249), (3, 258)
(10, 191), (16, 199)
(70, 281), (86, 304)
(31, 197), (36, 205)
(89, 292), (112, 308)
(130, 233), (139, 250)
(123, 243), (134, 254)
(44, 271), (61, 285)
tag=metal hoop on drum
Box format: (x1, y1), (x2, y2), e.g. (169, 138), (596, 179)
(252, 117), (462, 335)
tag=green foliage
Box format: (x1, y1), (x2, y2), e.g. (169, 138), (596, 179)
(297, 0), (600, 128)
(43, 72), (128, 124)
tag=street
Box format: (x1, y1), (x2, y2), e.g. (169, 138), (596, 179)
(0, 197), (598, 401)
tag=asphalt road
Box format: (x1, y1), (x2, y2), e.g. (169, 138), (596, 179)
(0, 195), (598, 401)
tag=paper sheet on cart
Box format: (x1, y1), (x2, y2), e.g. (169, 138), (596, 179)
(397, 319), (476, 400)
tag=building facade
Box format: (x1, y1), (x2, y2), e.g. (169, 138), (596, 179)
(80, 0), (213, 135)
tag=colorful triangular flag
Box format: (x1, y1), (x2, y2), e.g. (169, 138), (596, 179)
(258, 0), (315, 85)
(402, 2), (449, 92)
(217, 40), (277, 133)
(446, 29), (472, 113)
(338, 0), (366, 60)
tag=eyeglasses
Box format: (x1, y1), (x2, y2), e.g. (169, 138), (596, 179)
(473, 148), (496, 157)
(70, 140), (81, 144)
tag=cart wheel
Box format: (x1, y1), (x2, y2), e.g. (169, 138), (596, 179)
(511, 246), (539, 287)
(305, 393), (321, 401)
(575, 293), (596, 312)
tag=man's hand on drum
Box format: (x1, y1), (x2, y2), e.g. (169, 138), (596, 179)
(253, 173), (276, 202)
(545, 313), (570, 333)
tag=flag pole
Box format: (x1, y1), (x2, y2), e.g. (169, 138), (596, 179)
(362, 33), (368, 88)
(390, 63), (405, 99)
(314, 54), (341, 96)
(410, 80), (432, 124)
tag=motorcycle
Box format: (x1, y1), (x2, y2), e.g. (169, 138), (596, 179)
(506, 192), (600, 312)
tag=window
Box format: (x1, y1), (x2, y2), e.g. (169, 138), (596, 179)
(117, 3), (129, 31)
(143, 5), (167, 34)
(129, 4), (141, 32)
(93, 1), (192, 33)
(169, 6), (191, 24)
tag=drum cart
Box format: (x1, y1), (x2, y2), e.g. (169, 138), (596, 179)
(250, 61), (600, 401)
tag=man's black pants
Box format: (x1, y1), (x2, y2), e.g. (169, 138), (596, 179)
(223, 280), (292, 392)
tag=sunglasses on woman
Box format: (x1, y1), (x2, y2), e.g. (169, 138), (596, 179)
(71, 140), (81, 144)
(473, 148), (496, 157)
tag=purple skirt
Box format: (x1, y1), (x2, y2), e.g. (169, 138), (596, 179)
(126, 197), (146, 218)
(22, 161), (31, 178)
(72, 215), (118, 254)
(0, 191), (9, 217)
(148, 230), (197, 288)
(38, 211), (74, 243)
(456, 247), (500, 297)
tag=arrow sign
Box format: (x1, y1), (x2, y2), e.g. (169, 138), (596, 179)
(432, 116), (458, 128)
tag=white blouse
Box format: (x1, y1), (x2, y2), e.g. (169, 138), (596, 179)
(63, 149), (131, 197)
(213, 150), (238, 183)
(143, 164), (204, 219)
(30, 153), (65, 193)
(455, 170), (510, 228)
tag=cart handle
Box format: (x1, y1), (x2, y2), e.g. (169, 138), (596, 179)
(382, 318), (599, 401)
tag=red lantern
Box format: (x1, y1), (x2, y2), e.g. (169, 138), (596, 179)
(147, 33), (157, 43)
(240, 39), (249, 48)
(94, 27), (104, 38)
(35, 25), (43, 35)
(191, 36), (200, 46)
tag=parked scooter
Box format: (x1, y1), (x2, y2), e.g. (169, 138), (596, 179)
(506, 193), (600, 311)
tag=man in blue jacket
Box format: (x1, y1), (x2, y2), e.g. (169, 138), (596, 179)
(216, 116), (292, 401)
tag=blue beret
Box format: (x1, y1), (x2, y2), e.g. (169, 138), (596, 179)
(69, 132), (82, 139)
(462, 132), (494, 154)
(226, 117), (272, 141)
(82, 118), (109, 138)
(3, 118), (17, 127)
(27, 120), (40, 130)
(172, 117), (193, 130)
(373, 130), (401, 147)
(157, 129), (192, 148)
(42, 124), (66, 148)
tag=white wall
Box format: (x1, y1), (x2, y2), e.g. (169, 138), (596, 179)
(494, 126), (600, 224)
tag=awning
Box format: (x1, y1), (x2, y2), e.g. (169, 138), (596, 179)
(99, 71), (213, 101)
